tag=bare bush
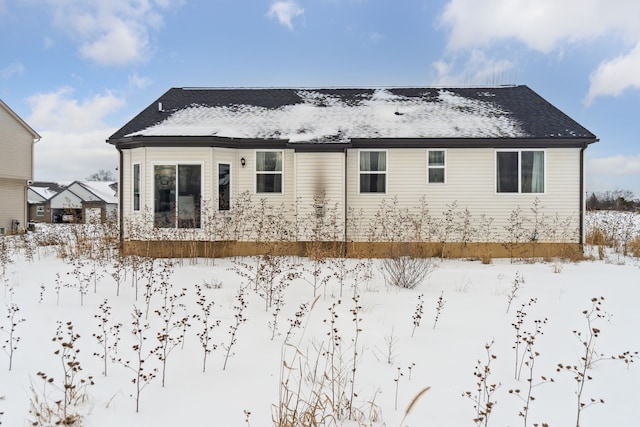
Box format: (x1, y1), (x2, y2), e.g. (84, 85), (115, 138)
(382, 255), (437, 289)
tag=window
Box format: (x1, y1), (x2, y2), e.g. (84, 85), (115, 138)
(133, 163), (141, 211)
(36, 206), (44, 217)
(359, 150), (386, 193)
(256, 151), (283, 193)
(427, 150), (446, 183)
(218, 163), (230, 210)
(154, 164), (202, 228)
(496, 150), (544, 193)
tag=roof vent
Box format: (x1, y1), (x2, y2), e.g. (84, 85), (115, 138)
(158, 102), (163, 112)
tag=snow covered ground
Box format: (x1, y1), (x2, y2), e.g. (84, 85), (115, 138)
(1, 218), (639, 426)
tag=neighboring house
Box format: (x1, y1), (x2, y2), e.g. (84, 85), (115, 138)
(0, 99), (41, 234)
(46, 181), (118, 224)
(107, 86), (598, 258)
(27, 184), (59, 223)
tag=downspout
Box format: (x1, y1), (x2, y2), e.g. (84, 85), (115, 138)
(117, 146), (124, 249)
(343, 146), (348, 257)
(579, 143), (587, 247)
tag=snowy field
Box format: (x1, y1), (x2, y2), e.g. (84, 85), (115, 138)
(1, 216), (639, 427)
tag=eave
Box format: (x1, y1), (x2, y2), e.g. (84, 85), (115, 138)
(107, 135), (598, 152)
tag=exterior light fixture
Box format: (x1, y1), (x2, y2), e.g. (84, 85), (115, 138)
(240, 157), (246, 167)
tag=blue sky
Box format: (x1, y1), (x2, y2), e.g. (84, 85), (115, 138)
(1, 0), (639, 196)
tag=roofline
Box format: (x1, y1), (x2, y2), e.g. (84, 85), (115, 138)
(107, 135), (597, 151)
(75, 181), (118, 204)
(0, 99), (41, 140)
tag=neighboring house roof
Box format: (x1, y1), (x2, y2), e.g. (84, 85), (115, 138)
(28, 186), (58, 203)
(78, 181), (118, 204)
(31, 181), (66, 194)
(38, 181), (118, 208)
(108, 86), (596, 146)
(0, 99), (41, 140)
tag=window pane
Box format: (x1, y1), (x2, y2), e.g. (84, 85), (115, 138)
(257, 174), (282, 193)
(360, 151), (386, 172)
(428, 168), (445, 183)
(521, 151), (544, 193)
(428, 151), (445, 166)
(360, 173), (386, 193)
(218, 163), (230, 211)
(497, 152), (518, 193)
(133, 164), (140, 211)
(178, 165), (201, 228)
(154, 165), (176, 227)
(256, 151), (282, 172)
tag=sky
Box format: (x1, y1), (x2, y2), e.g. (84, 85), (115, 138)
(1, 0), (639, 196)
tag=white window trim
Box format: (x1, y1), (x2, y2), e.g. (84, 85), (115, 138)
(36, 205), (45, 216)
(132, 162), (141, 212)
(427, 149), (446, 184)
(495, 149), (547, 195)
(151, 161), (205, 228)
(254, 150), (284, 194)
(358, 149), (388, 194)
(217, 161), (232, 211)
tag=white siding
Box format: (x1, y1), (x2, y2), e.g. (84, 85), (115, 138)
(0, 105), (34, 180)
(295, 151), (346, 240)
(346, 147), (582, 243)
(0, 178), (27, 232)
(121, 145), (583, 244)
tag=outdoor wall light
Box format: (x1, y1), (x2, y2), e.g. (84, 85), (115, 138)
(240, 157), (246, 167)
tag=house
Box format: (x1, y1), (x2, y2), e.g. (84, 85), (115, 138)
(27, 183), (60, 223)
(107, 86), (597, 258)
(0, 99), (41, 234)
(45, 181), (118, 224)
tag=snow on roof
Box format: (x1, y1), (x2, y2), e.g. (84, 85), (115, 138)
(28, 186), (57, 202)
(79, 181), (118, 204)
(126, 89), (527, 141)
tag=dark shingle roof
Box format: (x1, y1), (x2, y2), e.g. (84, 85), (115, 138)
(107, 85), (596, 143)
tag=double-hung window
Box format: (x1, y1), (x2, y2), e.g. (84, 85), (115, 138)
(496, 150), (545, 193)
(427, 150), (446, 184)
(154, 164), (202, 228)
(256, 151), (283, 193)
(359, 150), (387, 193)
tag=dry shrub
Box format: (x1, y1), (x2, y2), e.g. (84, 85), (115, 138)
(586, 226), (617, 247)
(629, 237), (640, 258)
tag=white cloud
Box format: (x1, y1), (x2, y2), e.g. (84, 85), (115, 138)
(26, 87), (125, 132)
(586, 41), (640, 104)
(268, 1), (304, 30)
(0, 62), (24, 79)
(368, 32), (383, 43)
(586, 154), (640, 196)
(46, 0), (179, 66)
(432, 50), (514, 86)
(128, 73), (153, 91)
(588, 154), (640, 177)
(26, 88), (125, 181)
(439, 0), (640, 101)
